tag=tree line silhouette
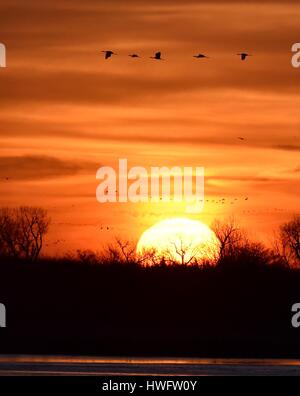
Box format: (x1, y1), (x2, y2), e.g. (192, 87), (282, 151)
(1, 205), (299, 268)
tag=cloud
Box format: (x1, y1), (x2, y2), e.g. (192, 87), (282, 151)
(1, 62), (300, 110)
(0, 113), (298, 154)
(2, 0), (300, 53)
(273, 145), (300, 152)
(0, 155), (96, 181)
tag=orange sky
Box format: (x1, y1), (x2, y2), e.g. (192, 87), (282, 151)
(0, 0), (299, 255)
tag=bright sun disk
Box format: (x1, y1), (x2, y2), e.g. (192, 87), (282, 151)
(137, 217), (220, 265)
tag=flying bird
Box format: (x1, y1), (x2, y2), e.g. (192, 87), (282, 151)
(102, 50), (116, 59)
(237, 53), (251, 61)
(129, 54), (140, 58)
(150, 52), (164, 60)
(193, 54), (209, 59)
(238, 137), (245, 141)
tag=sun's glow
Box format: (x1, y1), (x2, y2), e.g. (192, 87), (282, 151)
(137, 218), (220, 265)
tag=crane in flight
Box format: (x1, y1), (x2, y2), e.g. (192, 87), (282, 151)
(237, 52), (251, 61)
(193, 53), (209, 59)
(150, 51), (164, 60)
(102, 50), (117, 59)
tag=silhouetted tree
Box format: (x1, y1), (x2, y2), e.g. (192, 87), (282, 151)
(76, 249), (100, 265)
(103, 238), (161, 267)
(218, 240), (271, 270)
(101, 238), (139, 265)
(171, 238), (194, 265)
(136, 247), (159, 266)
(0, 206), (50, 261)
(277, 216), (300, 267)
(211, 217), (244, 261)
(115, 238), (136, 264)
(168, 237), (207, 266)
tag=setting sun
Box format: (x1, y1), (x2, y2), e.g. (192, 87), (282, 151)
(136, 218), (220, 265)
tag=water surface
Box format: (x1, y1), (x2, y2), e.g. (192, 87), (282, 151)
(1, 355), (300, 376)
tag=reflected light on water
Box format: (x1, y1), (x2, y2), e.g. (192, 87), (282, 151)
(1, 355), (300, 366)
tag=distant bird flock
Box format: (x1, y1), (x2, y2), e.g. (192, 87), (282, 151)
(102, 51), (251, 61)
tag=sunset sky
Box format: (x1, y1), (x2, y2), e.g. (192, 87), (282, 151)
(0, 0), (299, 255)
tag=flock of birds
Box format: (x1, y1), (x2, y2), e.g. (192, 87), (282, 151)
(102, 187), (249, 203)
(1, 51), (250, 185)
(102, 50), (252, 61)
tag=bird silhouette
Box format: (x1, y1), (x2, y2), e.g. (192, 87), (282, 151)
(150, 52), (163, 60)
(237, 53), (251, 61)
(102, 50), (116, 59)
(238, 137), (245, 141)
(129, 54), (140, 58)
(193, 54), (209, 59)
